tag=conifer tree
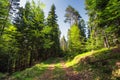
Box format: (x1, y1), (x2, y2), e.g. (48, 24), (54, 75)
(85, 0), (120, 49)
(65, 5), (81, 26)
(46, 4), (60, 57)
(60, 36), (67, 52)
(0, 0), (10, 35)
(65, 6), (85, 52)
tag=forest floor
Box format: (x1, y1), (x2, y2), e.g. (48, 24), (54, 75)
(0, 47), (120, 80)
(37, 58), (79, 80)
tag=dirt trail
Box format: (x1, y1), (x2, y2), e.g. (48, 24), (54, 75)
(36, 60), (57, 80)
(35, 58), (83, 80)
(60, 60), (80, 80)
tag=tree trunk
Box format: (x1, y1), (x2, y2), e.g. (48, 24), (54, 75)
(103, 30), (110, 48)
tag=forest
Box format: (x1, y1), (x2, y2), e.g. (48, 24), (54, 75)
(0, 0), (120, 80)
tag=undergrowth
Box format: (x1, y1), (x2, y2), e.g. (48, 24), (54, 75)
(0, 47), (120, 80)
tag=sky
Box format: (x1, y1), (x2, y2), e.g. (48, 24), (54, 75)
(20, 0), (88, 39)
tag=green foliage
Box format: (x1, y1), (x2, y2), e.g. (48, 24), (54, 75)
(46, 4), (61, 57)
(8, 48), (120, 79)
(68, 24), (82, 52)
(64, 5), (86, 54)
(0, 47), (120, 80)
(5, 57), (65, 80)
(1, 1), (120, 79)
(11, 63), (48, 80)
(65, 5), (81, 25)
(0, 25), (19, 72)
(0, 0), (10, 35)
(60, 36), (67, 52)
(0, 1), (61, 73)
(71, 47), (120, 80)
(85, 0), (120, 50)
(78, 19), (86, 41)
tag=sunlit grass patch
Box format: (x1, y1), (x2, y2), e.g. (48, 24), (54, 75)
(1, 47), (119, 80)
(66, 48), (109, 67)
(10, 57), (65, 80)
(69, 47), (120, 80)
(11, 63), (48, 80)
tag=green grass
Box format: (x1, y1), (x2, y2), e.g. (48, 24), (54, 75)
(1, 47), (120, 80)
(11, 63), (48, 80)
(70, 47), (120, 80)
(9, 57), (64, 80)
(66, 48), (109, 67)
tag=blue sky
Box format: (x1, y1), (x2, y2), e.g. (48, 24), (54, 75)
(20, 0), (88, 39)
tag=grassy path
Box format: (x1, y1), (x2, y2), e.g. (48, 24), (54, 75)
(35, 58), (84, 80)
(1, 47), (120, 80)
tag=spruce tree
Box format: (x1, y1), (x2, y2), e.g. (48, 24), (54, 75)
(46, 4), (60, 57)
(85, 0), (120, 49)
(60, 36), (67, 52)
(0, 0), (10, 35)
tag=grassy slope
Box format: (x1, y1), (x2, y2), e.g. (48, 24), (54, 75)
(70, 47), (120, 80)
(0, 47), (120, 80)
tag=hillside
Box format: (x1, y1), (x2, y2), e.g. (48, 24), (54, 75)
(0, 47), (120, 80)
